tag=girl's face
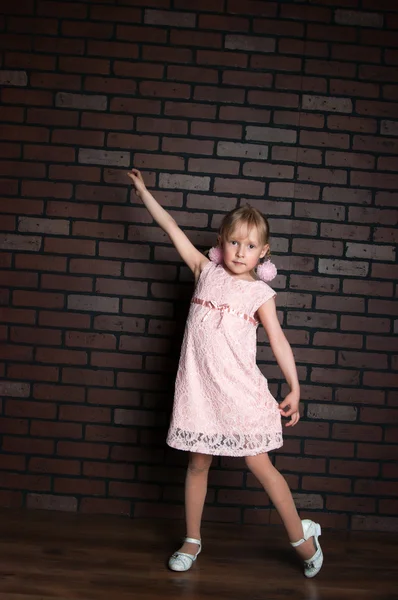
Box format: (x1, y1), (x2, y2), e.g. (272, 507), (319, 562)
(220, 223), (269, 278)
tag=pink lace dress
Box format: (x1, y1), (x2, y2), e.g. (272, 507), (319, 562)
(166, 261), (283, 457)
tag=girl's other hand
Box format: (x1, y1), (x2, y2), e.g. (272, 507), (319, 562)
(278, 391), (300, 427)
(127, 168), (147, 199)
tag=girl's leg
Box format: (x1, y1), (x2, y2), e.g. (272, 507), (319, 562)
(177, 451), (213, 555)
(245, 453), (316, 560)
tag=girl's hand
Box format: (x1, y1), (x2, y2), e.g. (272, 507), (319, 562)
(127, 168), (147, 199)
(278, 391), (300, 427)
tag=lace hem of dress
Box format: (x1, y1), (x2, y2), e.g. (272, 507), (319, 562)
(167, 428), (283, 457)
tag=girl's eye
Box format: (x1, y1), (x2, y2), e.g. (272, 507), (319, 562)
(230, 241), (237, 245)
(249, 245), (255, 249)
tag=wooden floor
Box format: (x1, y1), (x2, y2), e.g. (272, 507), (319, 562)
(0, 509), (397, 600)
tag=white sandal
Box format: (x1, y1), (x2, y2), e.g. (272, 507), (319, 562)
(168, 537), (202, 572)
(290, 519), (323, 578)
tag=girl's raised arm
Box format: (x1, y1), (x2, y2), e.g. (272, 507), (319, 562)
(127, 169), (208, 278)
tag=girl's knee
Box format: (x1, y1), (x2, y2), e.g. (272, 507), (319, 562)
(245, 453), (273, 473)
(188, 452), (212, 474)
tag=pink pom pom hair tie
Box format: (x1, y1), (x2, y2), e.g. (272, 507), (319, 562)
(256, 259), (277, 282)
(208, 246), (277, 282)
(208, 245), (223, 264)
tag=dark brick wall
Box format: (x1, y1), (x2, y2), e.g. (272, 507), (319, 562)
(0, 0), (397, 531)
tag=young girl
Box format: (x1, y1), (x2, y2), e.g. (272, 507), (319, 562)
(127, 169), (323, 578)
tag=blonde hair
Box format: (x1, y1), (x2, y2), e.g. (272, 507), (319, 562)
(218, 205), (271, 258)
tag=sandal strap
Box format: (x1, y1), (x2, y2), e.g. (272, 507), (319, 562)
(172, 551), (195, 561)
(184, 537), (201, 545)
(290, 537), (305, 548)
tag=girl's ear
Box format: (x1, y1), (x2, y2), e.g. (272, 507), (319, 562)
(217, 235), (222, 247)
(259, 244), (270, 259)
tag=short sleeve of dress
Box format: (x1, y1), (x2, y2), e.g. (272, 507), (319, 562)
(253, 281), (277, 314)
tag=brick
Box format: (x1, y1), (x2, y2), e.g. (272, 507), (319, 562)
(137, 117), (187, 136)
(343, 279), (393, 297)
(300, 130), (349, 149)
(275, 74), (326, 94)
(350, 206), (398, 226)
(335, 9), (383, 27)
(356, 100), (398, 119)
(272, 147), (322, 165)
(2, 89), (52, 108)
(0, 381), (30, 398)
(223, 70), (272, 88)
(200, 13), (249, 32)
(55, 92), (107, 111)
(369, 299), (398, 316)
(341, 315), (390, 334)
(170, 29), (222, 50)
(44, 238), (95, 256)
(376, 192), (398, 207)
(305, 59), (355, 78)
(188, 158), (239, 176)
(159, 173), (210, 191)
(281, 3), (331, 22)
(13, 290), (64, 310)
(359, 65), (398, 83)
(332, 43), (381, 64)
(303, 476), (350, 494)
(249, 90), (299, 108)
(372, 264), (398, 281)
(246, 126), (296, 144)
(378, 157), (398, 171)
(194, 85), (244, 105)
(82, 113), (134, 132)
(318, 259), (368, 277)
(305, 440), (355, 458)
(143, 8), (194, 27)
(19, 216), (69, 236)
(70, 259), (121, 277)
(323, 187), (371, 205)
(307, 403), (357, 421)
(279, 39), (328, 58)
(290, 274), (339, 293)
(51, 129), (104, 148)
(269, 182), (320, 201)
(27, 494), (77, 512)
(67, 295), (119, 314)
(381, 120), (398, 137)
(275, 456), (326, 474)
(287, 311), (336, 329)
(15, 253), (67, 274)
(346, 243), (395, 262)
(78, 149), (130, 167)
(225, 34), (275, 53)
(327, 496), (375, 513)
(373, 228), (398, 244)
(197, 50), (247, 69)
(351, 171), (398, 190)
(339, 350), (388, 369)
(214, 178), (265, 197)
(217, 142), (268, 160)
(134, 153), (184, 172)
(327, 115), (377, 133)
(49, 164), (101, 183)
(307, 23), (356, 42)
(0, 70), (28, 86)
(314, 332), (362, 349)
(0, 234), (41, 252)
(311, 368), (359, 386)
(302, 94), (352, 113)
(293, 239), (342, 256)
(85, 76), (137, 97)
(295, 202), (345, 221)
(1, 124), (50, 143)
(87, 40), (139, 60)
(298, 166), (347, 185)
(243, 163), (294, 180)
(94, 315), (145, 334)
(190, 122), (242, 141)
